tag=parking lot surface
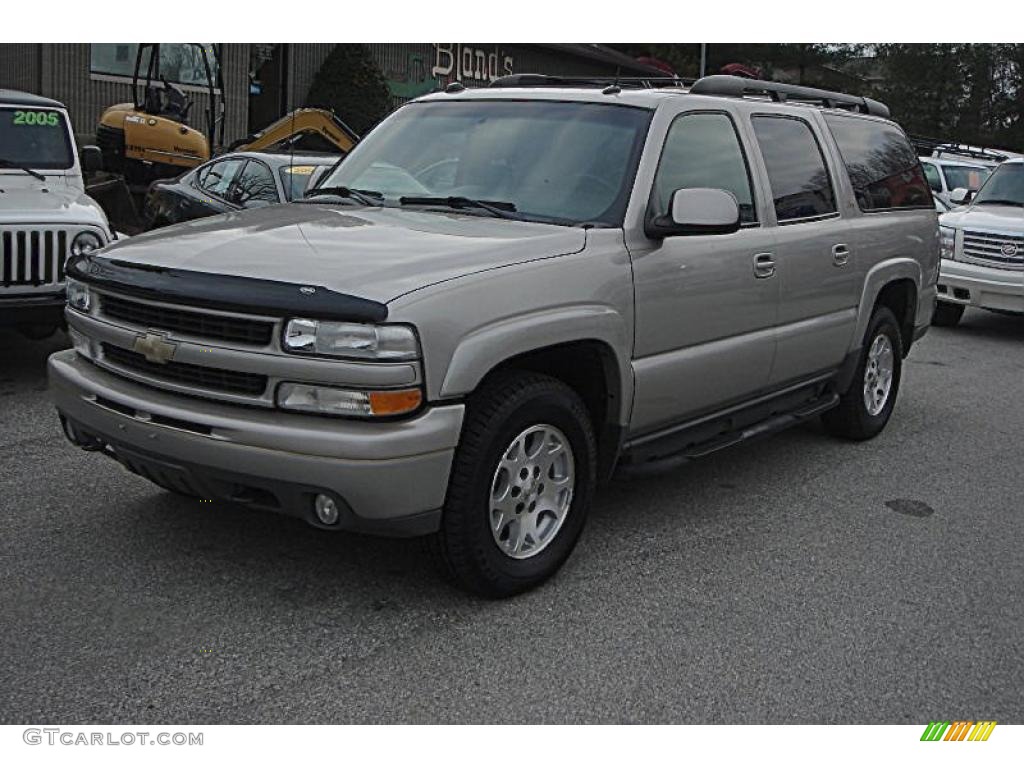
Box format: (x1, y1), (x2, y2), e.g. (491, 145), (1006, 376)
(1, 309), (1021, 723)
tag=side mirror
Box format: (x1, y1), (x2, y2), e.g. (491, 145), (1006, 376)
(646, 188), (741, 239)
(949, 187), (972, 204)
(80, 145), (103, 174)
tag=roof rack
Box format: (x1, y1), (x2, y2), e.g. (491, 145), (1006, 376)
(689, 74), (890, 118)
(488, 73), (695, 90)
(909, 134), (1009, 163)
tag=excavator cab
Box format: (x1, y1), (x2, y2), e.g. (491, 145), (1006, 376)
(96, 44), (224, 188)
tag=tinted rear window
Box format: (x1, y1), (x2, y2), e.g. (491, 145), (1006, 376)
(824, 114), (932, 212)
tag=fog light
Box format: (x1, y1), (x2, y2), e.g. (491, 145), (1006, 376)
(314, 494), (340, 525)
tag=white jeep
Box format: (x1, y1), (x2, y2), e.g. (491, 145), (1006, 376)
(1, 89), (114, 339)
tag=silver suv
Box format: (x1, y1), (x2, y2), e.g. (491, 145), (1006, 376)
(934, 158), (1024, 327)
(49, 75), (938, 596)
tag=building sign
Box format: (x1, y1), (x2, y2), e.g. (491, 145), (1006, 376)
(432, 44), (514, 84)
(90, 44), (220, 88)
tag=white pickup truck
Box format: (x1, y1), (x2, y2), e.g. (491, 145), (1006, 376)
(1, 89), (114, 338)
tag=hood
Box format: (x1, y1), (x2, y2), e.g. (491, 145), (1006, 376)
(0, 176), (109, 231)
(99, 203), (587, 303)
(941, 203), (1024, 232)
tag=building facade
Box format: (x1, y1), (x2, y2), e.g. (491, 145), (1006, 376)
(0, 43), (664, 145)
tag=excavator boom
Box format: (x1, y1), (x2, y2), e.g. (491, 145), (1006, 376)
(230, 108), (359, 154)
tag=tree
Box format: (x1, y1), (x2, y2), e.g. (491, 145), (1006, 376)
(305, 44), (391, 135)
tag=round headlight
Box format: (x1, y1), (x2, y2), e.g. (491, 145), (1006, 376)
(71, 231), (104, 258)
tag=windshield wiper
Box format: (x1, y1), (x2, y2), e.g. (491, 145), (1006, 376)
(303, 186), (383, 206)
(974, 198), (1024, 207)
(399, 195), (519, 220)
(0, 158), (45, 182)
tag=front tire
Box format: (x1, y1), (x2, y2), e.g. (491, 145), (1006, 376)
(932, 300), (965, 328)
(822, 306), (903, 441)
(429, 372), (597, 598)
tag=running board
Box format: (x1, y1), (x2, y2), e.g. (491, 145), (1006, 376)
(618, 391), (839, 477)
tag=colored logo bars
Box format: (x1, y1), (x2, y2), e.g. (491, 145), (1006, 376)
(920, 721), (997, 742)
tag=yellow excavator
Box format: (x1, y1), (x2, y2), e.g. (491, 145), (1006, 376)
(96, 44), (224, 187)
(93, 44), (359, 230)
(97, 44), (359, 182)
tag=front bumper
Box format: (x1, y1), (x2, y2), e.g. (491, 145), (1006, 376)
(0, 292), (66, 327)
(48, 349), (464, 536)
(938, 259), (1024, 313)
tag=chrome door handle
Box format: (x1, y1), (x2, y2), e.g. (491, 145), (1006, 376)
(832, 244), (850, 266)
(753, 252), (775, 279)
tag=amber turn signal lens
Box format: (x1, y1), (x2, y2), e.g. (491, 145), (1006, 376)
(368, 388), (423, 416)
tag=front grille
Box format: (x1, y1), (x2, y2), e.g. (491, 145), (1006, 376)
(961, 230), (1024, 271)
(101, 343), (268, 396)
(101, 294), (274, 345)
(1, 227), (69, 287)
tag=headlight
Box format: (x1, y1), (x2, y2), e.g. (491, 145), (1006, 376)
(277, 383), (422, 418)
(939, 225), (956, 260)
(66, 278), (91, 311)
(70, 230), (104, 258)
(282, 319), (419, 361)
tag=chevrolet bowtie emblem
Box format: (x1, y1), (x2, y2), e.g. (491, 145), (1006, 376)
(133, 332), (177, 364)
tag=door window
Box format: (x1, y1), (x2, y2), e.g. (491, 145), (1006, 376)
(752, 116), (837, 222)
(196, 158), (246, 199)
(651, 112), (757, 224)
(921, 162), (942, 192)
(231, 160), (279, 207)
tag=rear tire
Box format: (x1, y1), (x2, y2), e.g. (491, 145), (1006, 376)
(932, 301), (965, 328)
(822, 306), (903, 441)
(428, 371), (596, 598)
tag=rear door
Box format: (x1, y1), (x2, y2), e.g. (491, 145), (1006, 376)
(750, 113), (858, 384)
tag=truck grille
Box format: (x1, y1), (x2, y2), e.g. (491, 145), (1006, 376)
(101, 343), (269, 396)
(961, 230), (1024, 271)
(1, 227), (70, 287)
(100, 294), (275, 345)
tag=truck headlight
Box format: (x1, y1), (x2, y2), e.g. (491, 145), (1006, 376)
(66, 278), (91, 311)
(70, 231), (104, 258)
(939, 225), (956, 260)
(282, 319), (419, 361)
(276, 383), (422, 418)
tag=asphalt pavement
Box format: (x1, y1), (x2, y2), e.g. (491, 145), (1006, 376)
(1, 309), (1021, 723)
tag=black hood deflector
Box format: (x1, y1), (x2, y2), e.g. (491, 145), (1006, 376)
(67, 254), (388, 322)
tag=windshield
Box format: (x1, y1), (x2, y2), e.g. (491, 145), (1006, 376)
(941, 164), (990, 192)
(278, 164), (330, 201)
(0, 106), (73, 170)
(317, 100), (653, 226)
(971, 163), (1024, 206)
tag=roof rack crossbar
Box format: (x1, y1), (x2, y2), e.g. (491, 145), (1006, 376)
(689, 74), (890, 118)
(488, 73), (695, 90)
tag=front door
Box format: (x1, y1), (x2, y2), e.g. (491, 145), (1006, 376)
(629, 110), (778, 435)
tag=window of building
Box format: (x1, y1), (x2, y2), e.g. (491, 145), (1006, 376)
(651, 112), (757, 224)
(90, 44), (220, 89)
(824, 114), (932, 211)
(752, 116), (837, 222)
